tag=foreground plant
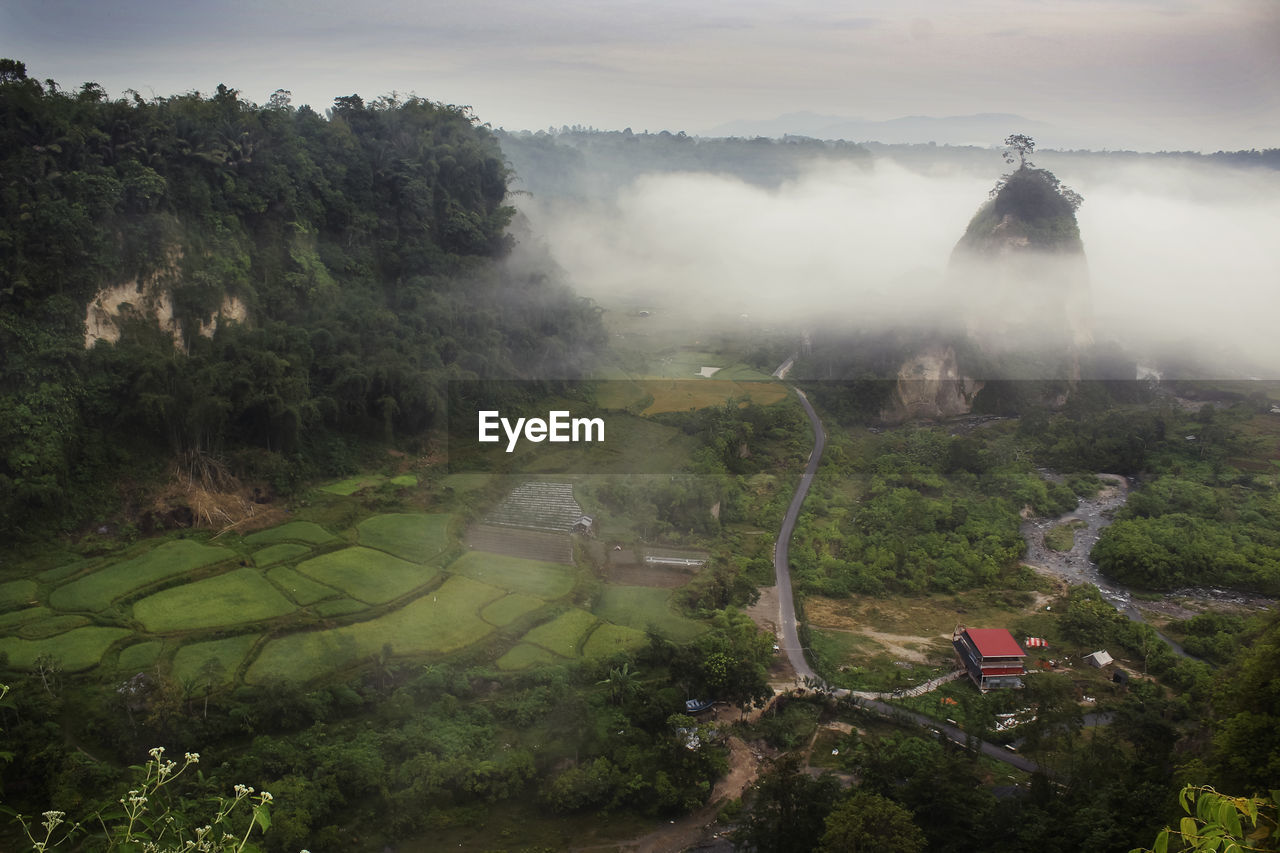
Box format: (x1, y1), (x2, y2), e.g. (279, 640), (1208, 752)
(10, 746), (275, 853)
(1134, 785), (1278, 853)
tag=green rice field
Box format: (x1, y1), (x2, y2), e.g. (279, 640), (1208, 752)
(519, 609), (600, 658)
(0, 579), (37, 610)
(172, 634), (261, 684)
(132, 569), (297, 632)
(480, 593), (545, 628)
(296, 547), (437, 605)
(267, 565), (339, 605)
(592, 586), (706, 643)
(582, 623), (648, 659)
(252, 543), (311, 567)
(117, 640), (164, 671)
(318, 475), (383, 495)
(244, 521), (337, 547)
(0, 625), (131, 671)
(48, 540), (233, 611)
(357, 513), (452, 563)
(313, 599), (366, 617)
(448, 552), (575, 599)
(0, 606), (52, 630)
(496, 643), (562, 670)
(15, 614), (91, 639)
(246, 576), (504, 683)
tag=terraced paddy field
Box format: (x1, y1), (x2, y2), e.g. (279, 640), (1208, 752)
(357, 513), (452, 563)
(172, 634), (261, 684)
(266, 565), (339, 605)
(117, 640), (165, 671)
(592, 586), (706, 643)
(0, 579), (37, 610)
(244, 521), (337, 547)
(0, 495), (710, 685)
(480, 593), (545, 628)
(252, 543), (311, 567)
(296, 547), (437, 605)
(582, 623), (648, 659)
(0, 625), (132, 670)
(245, 576), (506, 683)
(132, 569), (296, 632)
(518, 608), (600, 659)
(449, 552), (576, 599)
(5, 613), (91, 639)
(48, 540), (234, 611)
(496, 643), (563, 670)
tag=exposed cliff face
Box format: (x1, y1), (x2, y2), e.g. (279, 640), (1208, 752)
(881, 344), (984, 421)
(84, 281), (247, 351)
(877, 164), (1090, 423)
(84, 250), (248, 351)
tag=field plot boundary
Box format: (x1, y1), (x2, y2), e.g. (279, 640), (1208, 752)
(244, 575), (504, 684)
(244, 521), (337, 547)
(356, 513), (453, 564)
(47, 540), (234, 612)
(464, 523), (573, 564)
(519, 608), (600, 658)
(448, 552), (576, 599)
(296, 547), (439, 605)
(0, 625), (132, 671)
(592, 586), (706, 643)
(132, 569), (297, 633)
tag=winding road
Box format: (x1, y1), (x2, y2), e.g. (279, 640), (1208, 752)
(769, 377), (1042, 774)
(773, 386), (823, 682)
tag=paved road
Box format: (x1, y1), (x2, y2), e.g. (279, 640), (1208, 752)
(770, 380), (1046, 775)
(774, 386), (824, 682)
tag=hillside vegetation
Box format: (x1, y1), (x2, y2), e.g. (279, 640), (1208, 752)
(0, 59), (603, 540)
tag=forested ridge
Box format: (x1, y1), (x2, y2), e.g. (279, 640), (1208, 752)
(0, 60), (604, 541)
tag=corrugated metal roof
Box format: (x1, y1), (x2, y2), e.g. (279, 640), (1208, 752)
(965, 628), (1026, 658)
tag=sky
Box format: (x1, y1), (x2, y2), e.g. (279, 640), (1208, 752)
(3, 0), (1278, 152)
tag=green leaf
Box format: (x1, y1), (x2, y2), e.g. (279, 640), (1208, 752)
(1182, 816), (1199, 840)
(252, 802), (271, 832)
(1197, 792), (1216, 822)
(1153, 828), (1170, 853)
(1218, 801), (1242, 838)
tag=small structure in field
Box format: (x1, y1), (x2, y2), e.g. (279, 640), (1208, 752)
(1085, 650), (1114, 668)
(953, 626), (1027, 691)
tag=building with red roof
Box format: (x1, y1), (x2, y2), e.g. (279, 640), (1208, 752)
(953, 626), (1027, 690)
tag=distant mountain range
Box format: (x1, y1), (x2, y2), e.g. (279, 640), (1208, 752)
(707, 112), (1068, 148)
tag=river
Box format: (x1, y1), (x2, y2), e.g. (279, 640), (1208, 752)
(1019, 471), (1273, 655)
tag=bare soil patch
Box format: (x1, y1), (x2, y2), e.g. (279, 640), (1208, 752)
(604, 561), (692, 588)
(746, 585), (780, 635)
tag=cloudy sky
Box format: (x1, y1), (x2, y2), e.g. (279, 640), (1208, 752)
(3, 0), (1277, 150)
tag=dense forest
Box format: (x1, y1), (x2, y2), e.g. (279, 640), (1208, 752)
(0, 59), (604, 542)
(497, 126), (871, 199)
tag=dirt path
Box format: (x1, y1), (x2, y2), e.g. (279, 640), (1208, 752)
(580, 727), (768, 852)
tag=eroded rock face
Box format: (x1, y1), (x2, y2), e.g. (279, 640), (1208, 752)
(85, 279), (183, 348)
(84, 277), (247, 351)
(882, 344), (984, 421)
